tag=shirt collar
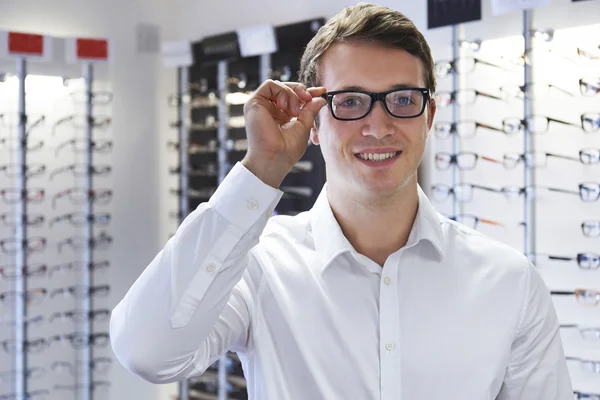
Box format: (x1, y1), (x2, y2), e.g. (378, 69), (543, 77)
(309, 183), (446, 272)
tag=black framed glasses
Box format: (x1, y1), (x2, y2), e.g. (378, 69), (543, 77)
(551, 289), (600, 306)
(52, 188), (112, 208)
(1, 338), (47, 354)
(434, 120), (504, 138)
(502, 152), (582, 169)
(582, 112), (600, 132)
(582, 220), (600, 237)
(0, 163), (45, 178)
(579, 148), (600, 164)
(0, 237), (46, 254)
(57, 232), (112, 253)
(498, 185), (580, 200)
(49, 332), (109, 349)
(49, 164), (111, 180)
(574, 390), (600, 400)
(49, 285), (110, 300)
(431, 183), (499, 203)
(0, 212), (45, 227)
(49, 212), (111, 228)
(435, 89), (504, 107)
(0, 188), (44, 204)
(48, 260), (110, 278)
(321, 88), (431, 121)
(49, 308), (110, 323)
(532, 252), (600, 270)
(55, 138), (113, 156)
(51, 357), (113, 375)
(580, 77), (600, 96)
(560, 324), (600, 342)
(447, 214), (504, 229)
(500, 82), (576, 99)
(502, 115), (581, 134)
(434, 57), (505, 77)
(435, 152), (501, 170)
(0, 263), (47, 279)
(580, 182), (600, 202)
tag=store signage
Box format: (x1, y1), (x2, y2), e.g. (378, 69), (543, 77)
(162, 40), (193, 67)
(65, 37), (110, 63)
(197, 32), (240, 64)
(0, 31), (53, 61)
(427, 0), (482, 29)
(236, 24), (278, 57)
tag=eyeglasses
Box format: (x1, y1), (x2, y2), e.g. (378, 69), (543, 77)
(0, 237), (47, 254)
(431, 183), (499, 203)
(0, 289), (47, 306)
(55, 138), (113, 156)
(502, 116), (580, 134)
(53, 381), (111, 392)
(0, 367), (47, 383)
(0, 314), (44, 329)
(0, 188), (44, 204)
(574, 390), (600, 400)
(434, 120), (505, 138)
(560, 324), (600, 342)
(435, 152), (501, 170)
(579, 182), (600, 202)
(0, 137), (44, 151)
(49, 308), (110, 323)
(48, 260), (110, 278)
(502, 151), (587, 169)
(49, 164), (111, 180)
(566, 356), (600, 374)
(51, 357), (113, 375)
(1, 338), (47, 354)
(582, 112), (600, 132)
(52, 115), (111, 135)
(434, 57), (505, 77)
(0, 389), (50, 400)
(532, 252), (600, 270)
(582, 220), (600, 237)
(169, 163), (218, 177)
(0, 113), (45, 132)
(580, 77), (600, 96)
(579, 148), (600, 164)
(447, 214), (504, 229)
(577, 46), (600, 61)
(52, 188), (112, 208)
(500, 82), (576, 99)
(0, 163), (45, 178)
(498, 184), (594, 200)
(435, 89), (504, 107)
(321, 88), (431, 121)
(57, 232), (112, 253)
(0, 263), (47, 279)
(49, 212), (111, 228)
(49, 285), (110, 299)
(49, 332), (109, 349)
(0, 212), (45, 227)
(70, 90), (113, 105)
(551, 289), (600, 306)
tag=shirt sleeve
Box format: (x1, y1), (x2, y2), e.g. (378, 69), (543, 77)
(109, 162), (283, 384)
(497, 264), (574, 399)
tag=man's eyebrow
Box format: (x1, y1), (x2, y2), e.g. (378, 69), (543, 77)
(335, 83), (423, 91)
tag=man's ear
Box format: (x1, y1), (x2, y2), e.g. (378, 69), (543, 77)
(310, 119), (320, 145)
(426, 98), (437, 132)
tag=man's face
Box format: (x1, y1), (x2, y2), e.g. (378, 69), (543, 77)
(311, 41), (436, 200)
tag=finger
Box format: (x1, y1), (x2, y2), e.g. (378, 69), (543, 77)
(295, 97), (328, 131)
(307, 87), (327, 98)
(290, 83), (313, 103)
(255, 80), (302, 117)
(266, 101), (293, 124)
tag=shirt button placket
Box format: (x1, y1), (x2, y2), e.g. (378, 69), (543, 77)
(380, 259), (401, 400)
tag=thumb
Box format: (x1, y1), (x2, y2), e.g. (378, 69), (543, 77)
(295, 96), (327, 132)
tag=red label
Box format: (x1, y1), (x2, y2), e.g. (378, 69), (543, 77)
(8, 32), (44, 55)
(76, 39), (108, 60)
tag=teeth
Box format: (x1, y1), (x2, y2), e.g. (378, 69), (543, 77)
(358, 152), (398, 161)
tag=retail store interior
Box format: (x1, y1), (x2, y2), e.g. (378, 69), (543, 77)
(1, 0), (600, 399)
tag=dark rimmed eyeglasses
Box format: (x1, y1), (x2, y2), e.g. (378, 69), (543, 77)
(582, 220), (600, 237)
(49, 308), (110, 323)
(532, 252), (600, 270)
(502, 150), (599, 169)
(574, 390), (600, 400)
(49, 285), (110, 299)
(502, 115), (581, 134)
(321, 88), (431, 121)
(434, 57), (505, 77)
(435, 89), (504, 107)
(431, 183), (499, 203)
(49, 332), (109, 349)
(49, 212), (111, 228)
(446, 214), (504, 229)
(434, 120), (504, 138)
(580, 77), (600, 96)
(434, 152), (501, 170)
(1, 338), (47, 354)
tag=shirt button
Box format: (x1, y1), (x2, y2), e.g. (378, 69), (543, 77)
(384, 277), (391, 285)
(247, 200), (258, 210)
(385, 342), (394, 351)
(206, 263), (216, 272)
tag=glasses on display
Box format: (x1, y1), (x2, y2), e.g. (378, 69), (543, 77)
(434, 120), (505, 138)
(582, 112), (600, 132)
(431, 183), (499, 203)
(1, 338), (47, 354)
(0, 315), (44, 329)
(51, 357), (113, 375)
(574, 391), (600, 400)
(0, 367), (47, 383)
(435, 152), (501, 170)
(434, 57), (505, 77)
(0, 138), (44, 152)
(52, 188), (112, 208)
(169, 163), (218, 177)
(0, 113), (45, 132)
(435, 89), (504, 107)
(502, 116), (581, 134)
(53, 381), (111, 392)
(0, 263), (47, 279)
(0, 390), (49, 400)
(70, 90), (113, 105)
(52, 115), (111, 135)
(502, 152), (585, 169)
(532, 252), (600, 270)
(0, 188), (44, 204)
(57, 232), (112, 253)
(49, 212), (111, 228)
(49, 284), (110, 300)
(500, 82), (576, 99)
(582, 220), (600, 237)
(48, 260), (110, 278)
(49, 309), (110, 323)
(560, 324), (600, 342)
(0, 163), (45, 178)
(498, 185), (581, 200)
(49, 164), (111, 180)
(580, 182), (600, 202)
(55, 138), (113, 156)
(0, 237), (46, 254)
(0, 289), (47, 307)
(49, 332), (110, 349)
(551, 289), (600, 305)
(577, 46), (600, 61)
(321, 88), (431, 121)
(566, 356), (600, 374)
(0, 212), (45, 227)
(448, 214), (504, 229)
(579, 148), (600, 164)
(579, 77), (600, 96)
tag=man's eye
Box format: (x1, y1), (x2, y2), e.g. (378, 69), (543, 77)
(394, 96), (412, 106)
(338, 97), (362, 107)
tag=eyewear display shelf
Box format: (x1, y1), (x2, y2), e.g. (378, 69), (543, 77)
(0, 36), (114, 400)
(430, 12), (600, 398)
(167, 18), (326, 400)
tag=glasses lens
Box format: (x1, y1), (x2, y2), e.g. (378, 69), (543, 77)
(434, 122), (453, 138)
(455, 90), (477, 105)
(502, 118), (522, 134)
(526, 116), (549, 133)
(580, 77), (600, 96)
(577, 290), (600, 306)
(92, 285), (110, 298)
(431, 184), (451, 202)
(582, 220), (600, 237)
(435, 92), (453, 107)
(385, 90), (425, 117)
(580, 148), (600, 165)
(524, 152), (547, 168)
(330, 92), (371, 120)
(454, 57), (476, 73)
(455, 121), (477, 137)
(92, 333), (110, 347)
(580, 328), (600, 342)
(578, 253), (600, 269)
(503, 153), (521, 169)
(582, 113), (600, 132)
(501, 186), (522, 199)
(454, 214), (477, 229)
(454, 184), (473, 202)
(435, 153), (452, 170)
(434, 61), (452, 77)
(456, 153), (477, 170)
(28, 338), (46, 353)
(580, 183), (600, 202)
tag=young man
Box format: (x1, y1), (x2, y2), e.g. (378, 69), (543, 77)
(111, 3), (573, 399)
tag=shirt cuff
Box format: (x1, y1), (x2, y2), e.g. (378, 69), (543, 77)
(208, 161), (284, 232)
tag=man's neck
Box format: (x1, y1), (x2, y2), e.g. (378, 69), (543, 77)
(326, 180), (419, 267)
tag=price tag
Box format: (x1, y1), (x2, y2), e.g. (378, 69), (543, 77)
(161, 40), (193, 67)
(66, 37), (110, 63)
(236, 24), (278, 57)
(0, 31), (53, 61)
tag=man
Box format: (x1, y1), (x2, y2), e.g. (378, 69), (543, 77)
(110, 3), (573, 399)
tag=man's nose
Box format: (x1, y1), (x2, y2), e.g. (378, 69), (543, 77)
(361, 101), (394, 139)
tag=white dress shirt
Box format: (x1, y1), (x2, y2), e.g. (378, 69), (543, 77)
(110, 161), (573, 400)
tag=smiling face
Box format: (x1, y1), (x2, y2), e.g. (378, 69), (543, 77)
(311, 40), (436, 202)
